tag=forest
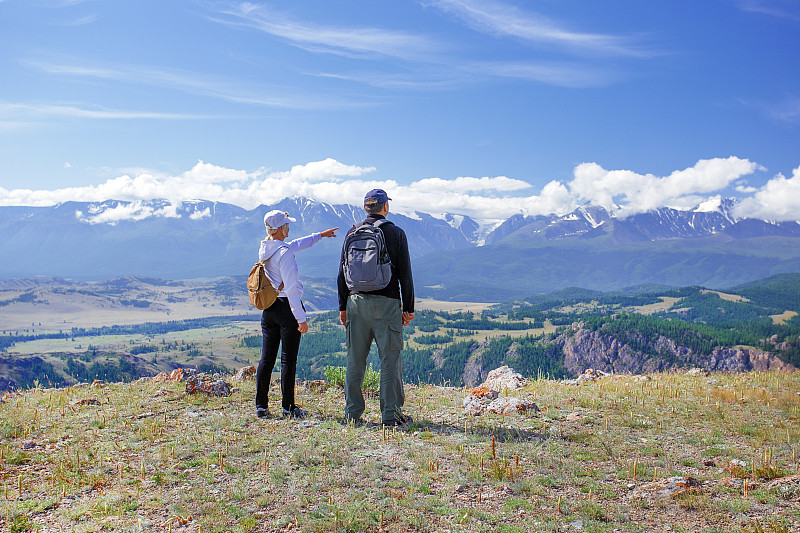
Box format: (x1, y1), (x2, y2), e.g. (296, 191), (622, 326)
(275, 273), (800, 385)
(3, 273), (799, 390)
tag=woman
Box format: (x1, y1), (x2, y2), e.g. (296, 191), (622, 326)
(255, 210), (338, 419)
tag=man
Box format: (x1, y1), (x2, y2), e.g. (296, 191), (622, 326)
(338, 189), (415, 427)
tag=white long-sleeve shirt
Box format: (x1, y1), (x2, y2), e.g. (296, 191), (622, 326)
(258, 232), (322, 323)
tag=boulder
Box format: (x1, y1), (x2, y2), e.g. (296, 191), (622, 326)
(766, 475), (800, 498)
(169, 368), (199, 382)
(631, 476), (702, 499)
(564, 368), (611, 385)
(482, 366), (528, 392)
(462, 366), (535, 416)
(185, 376), (234, 397)
(234, 366), (256, 381)
(486, 397), (538, 415)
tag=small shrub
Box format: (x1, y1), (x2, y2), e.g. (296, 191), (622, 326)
(9, 515), (31, 533)
(323, 364), (380, 392)
(323, 366), (346, 387)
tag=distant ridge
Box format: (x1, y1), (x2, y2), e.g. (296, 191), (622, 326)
(1, 196), (799, 298)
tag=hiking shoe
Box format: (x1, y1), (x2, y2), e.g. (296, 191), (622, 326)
(283, 406), (308, 419)
(382, 414), (413, 429)
(256, 407), (269, 419)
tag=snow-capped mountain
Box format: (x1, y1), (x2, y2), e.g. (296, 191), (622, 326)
(1, 196), (799, 294)
(0, 197), (479, 280)
(484, 198), (800, 244)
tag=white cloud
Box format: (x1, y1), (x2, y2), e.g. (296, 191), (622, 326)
(181, 161), (252, 183)
(408, 175), (530, 193)
(2, 157), (798, 223)
(735, 166), (800, 221)
(569, 157), (762, 216)
(189, 207), (211, 220)
(269, 158), (377, 183)
(75, 201), (180, 225)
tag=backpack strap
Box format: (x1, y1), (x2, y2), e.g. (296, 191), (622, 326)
(368, 218), (393, 229)
(260, 248), (286, 292)
(369, 219), (393, 264)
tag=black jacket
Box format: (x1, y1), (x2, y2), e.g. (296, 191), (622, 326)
(337, 214), (414, 313)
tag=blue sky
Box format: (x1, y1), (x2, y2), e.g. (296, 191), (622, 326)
(1, 0), (799, 221)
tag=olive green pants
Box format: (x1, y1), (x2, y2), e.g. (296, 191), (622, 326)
(344, 294), (405, 423)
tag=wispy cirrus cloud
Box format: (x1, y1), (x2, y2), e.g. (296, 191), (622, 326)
(212, 3), (444, 62)
(424, 0), (655, 58)
(25, 60), (366, 110)
(735, 0), (800, 22)
(464, 60), (618, 88)
(46, 13), (98, 26)
(737, 95), (800, 124)
(763, 97), (800, 123)
(0, 100), (212, 120)
(311, 58), (615, 91)
(205, 2), (649, 90)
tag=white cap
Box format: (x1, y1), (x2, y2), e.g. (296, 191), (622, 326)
(263, 210), (297, 228)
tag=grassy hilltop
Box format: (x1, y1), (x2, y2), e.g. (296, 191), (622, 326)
(2, 370), (800, 532)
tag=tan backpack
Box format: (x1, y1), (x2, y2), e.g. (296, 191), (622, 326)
(247, 261), (284, 310)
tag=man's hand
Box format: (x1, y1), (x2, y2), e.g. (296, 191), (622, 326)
(402, 312), (414, 326)
(297, 321), (308, 334)
(339, 311), (347, 326)
(320, 227), (339, 238)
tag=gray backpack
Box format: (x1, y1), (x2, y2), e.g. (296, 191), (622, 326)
(343, 219), (393, 291)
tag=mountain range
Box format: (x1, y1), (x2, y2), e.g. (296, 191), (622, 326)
(1, 196), (799, 300)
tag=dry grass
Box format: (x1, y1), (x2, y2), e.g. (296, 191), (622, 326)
(629, 296), (683, 315)
(772, 311), (798, 326)
(2, 371), (800, 532)
(414, 299), (494, 313)
(700, 290), (750, 303)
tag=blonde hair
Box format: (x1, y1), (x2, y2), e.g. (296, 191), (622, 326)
(266, 223), (289, 238)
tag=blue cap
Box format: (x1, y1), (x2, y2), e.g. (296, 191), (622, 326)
(364, 188), (392, 204)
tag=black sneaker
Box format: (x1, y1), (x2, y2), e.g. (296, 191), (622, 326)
(382, 414), (413, 429)
(256, 407), (269, 419)
(282, 406), (308, 419)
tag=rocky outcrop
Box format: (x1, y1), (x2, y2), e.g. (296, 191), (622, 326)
(707, 346), (794, 372)
(558, 325), (694, 375)
(461, 341), (489, 387)
(558, 323), (793, 375)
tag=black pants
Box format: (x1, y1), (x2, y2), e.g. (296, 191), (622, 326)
(255, 298), (302, 412)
